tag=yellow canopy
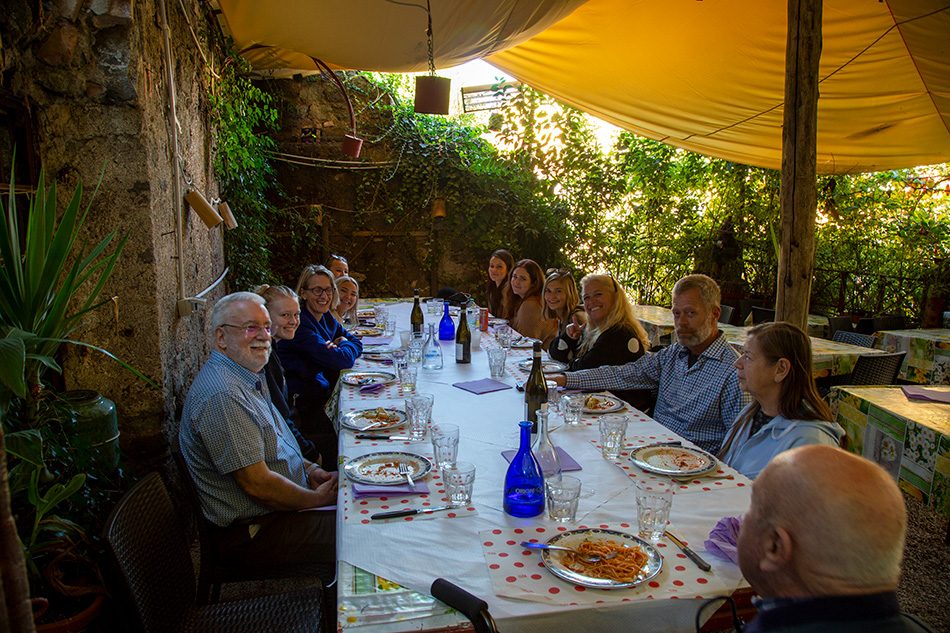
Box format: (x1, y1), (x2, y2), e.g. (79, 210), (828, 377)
(215, 0), (950, 174)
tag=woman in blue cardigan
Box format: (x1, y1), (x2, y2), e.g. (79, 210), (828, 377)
(719, 321), (844, 478)
(277, 264), (362, 467)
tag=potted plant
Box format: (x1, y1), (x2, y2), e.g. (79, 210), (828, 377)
(0, 166), (155, 632)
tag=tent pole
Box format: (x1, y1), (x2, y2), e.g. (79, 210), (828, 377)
(776, 0), (822, 331)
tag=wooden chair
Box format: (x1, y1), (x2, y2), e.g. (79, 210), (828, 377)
(718, 304), (734, 325)
(750, 306), (775, 325)
(833, 330), (875, 348)
(102, 472), (323, 633)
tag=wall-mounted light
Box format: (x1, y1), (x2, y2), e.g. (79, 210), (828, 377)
(413, 0), (450, 115)
(431, 196), (446, 219)
(185, 189), (223, 228)
(217, 201), (238, 229)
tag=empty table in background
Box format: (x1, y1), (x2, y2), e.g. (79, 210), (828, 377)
(875, 329), (950, 385)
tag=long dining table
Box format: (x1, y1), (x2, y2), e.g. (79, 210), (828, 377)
(332, 301), (751, 633)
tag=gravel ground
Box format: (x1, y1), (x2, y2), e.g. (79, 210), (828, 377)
(897, 495), (950, 632)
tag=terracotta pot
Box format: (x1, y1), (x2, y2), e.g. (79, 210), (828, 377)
(33, 594), (105, 633)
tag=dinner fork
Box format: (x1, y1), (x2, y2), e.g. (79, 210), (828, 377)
(398, 462), (414, 488)
(519, 541), (618, 563)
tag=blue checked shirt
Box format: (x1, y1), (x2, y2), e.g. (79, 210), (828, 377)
(564, 332), (750, 453)
(179, 350), (308, 527)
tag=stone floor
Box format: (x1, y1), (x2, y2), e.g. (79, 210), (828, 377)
(897, 496), (950, 632)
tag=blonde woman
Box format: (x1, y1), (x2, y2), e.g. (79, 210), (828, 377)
(543, 269), (586, 362)
(332, 275), (360, 327)
(253, 284), (319, 462)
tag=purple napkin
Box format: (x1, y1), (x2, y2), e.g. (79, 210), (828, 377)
(901, 386), (950, 404)
(501, 446), (582, 472)
(453, 378), (512, 395)
(362, 335), (394, 346)
(359, 383), (385, 394)
(352, 482), (429, 497)
(704, 515), (742, 564)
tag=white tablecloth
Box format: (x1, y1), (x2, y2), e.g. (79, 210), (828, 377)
(336, 302), (751, 632)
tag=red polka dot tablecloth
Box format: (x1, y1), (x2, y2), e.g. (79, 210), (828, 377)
(340, 461), (478, 525)
(481, 524), (723, 604)
(343, 381), (406, 401)
(588, 436), (749, 494)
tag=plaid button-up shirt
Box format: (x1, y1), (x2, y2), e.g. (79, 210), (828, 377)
(564, 332), (750, 453)
(179, 350), (307, 527)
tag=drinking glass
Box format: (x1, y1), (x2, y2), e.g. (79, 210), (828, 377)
(406, 393), (434, 441)
(427, 299), (442, 317)
(545, 475), (581, 522)
(373, 304), (388, 326)
(430, 423), (459, 470)
(385, 316), (397, 337)
(496, 324), (513, 350)
(487, 347), (507, 378)
(396, 361), (418, 394)
(408, 333), (425, 364)
(562, 395), (584, 426)
(598, 415), (627, 459)
(636, 479), (673, 543)
(443, 462), (476, 505)
(546, 381), (561, 408)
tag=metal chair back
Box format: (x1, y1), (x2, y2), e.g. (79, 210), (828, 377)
(833, 330), (875, 348)
(718, 304), (734, 325)
(850, 351), (906, 386)
(750, 306), (775, 325)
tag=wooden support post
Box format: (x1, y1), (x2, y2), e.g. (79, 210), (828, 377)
(776, 0), (822, 331)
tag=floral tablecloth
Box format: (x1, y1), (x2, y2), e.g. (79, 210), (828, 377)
(831, 385), (950, 518)
(874, 329), (950, 385)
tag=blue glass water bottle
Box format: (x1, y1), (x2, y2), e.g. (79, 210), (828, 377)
(503, 421), (545, 518)
(438, 300), (455, 340)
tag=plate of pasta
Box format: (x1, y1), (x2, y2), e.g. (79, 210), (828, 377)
(582, 393), (625, 414)
(352, 326), (384, 337)
(629, 445), (717, 477)
(342, 451), (432, 485)
(340, 407), (406, 432)
(538, 528), (662, 589)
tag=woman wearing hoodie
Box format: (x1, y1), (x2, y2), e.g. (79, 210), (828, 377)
(718, 321), (844, 479)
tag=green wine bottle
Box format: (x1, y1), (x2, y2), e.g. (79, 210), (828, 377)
(411, 288), (424, 335)
(455, 303), (471, 363)
(523, 341), (547, 432)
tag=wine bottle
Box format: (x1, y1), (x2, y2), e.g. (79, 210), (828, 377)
(503, 420), (545, 517)
(455, 303), (471, 364)
(422, 323), (443, 370)
(410, 288), (424, 335)
(438, 301), (455, 340)
(523, 341), (547, 432)
(533, 404), (562, 480)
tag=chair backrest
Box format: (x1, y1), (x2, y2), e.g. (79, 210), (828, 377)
(718, 304), (734, 325)
(833, 330), (875, 348)
(750, 306), (775, 325)
(827, 316), (853, 340)
(850, 352), (906, 386)
(103, 472), (195, 632)
(854, 317), (876, 334)
(873, 315), (906, 332)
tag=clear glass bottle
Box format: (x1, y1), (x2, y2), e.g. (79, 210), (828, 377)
(503, 420), (545, 518)
(438, 300), (455, 340)
(532, 404), (562, 481)
(422, 323), (443, 370)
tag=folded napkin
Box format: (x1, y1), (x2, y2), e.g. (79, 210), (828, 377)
(362, 335), (394, 346)
(359, 383), (385, 394)
(704, 515), (742, 564)
(501, 446), (582, 472)
(453, 378), (512, 395)
(901, 386), (950, 404)
(352, 481), (429, 497)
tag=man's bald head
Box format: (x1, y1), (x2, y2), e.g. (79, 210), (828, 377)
(738, 445), (906, 598)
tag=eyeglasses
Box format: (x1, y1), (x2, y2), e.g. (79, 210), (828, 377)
(307, 285), (334, 297)
(328, 254), (348, 265)
(221, 323), (272, 337)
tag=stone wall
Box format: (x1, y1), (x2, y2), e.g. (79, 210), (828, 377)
(1, 0), (226, 465)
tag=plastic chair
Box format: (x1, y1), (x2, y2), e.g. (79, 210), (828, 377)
(431, 579), (499, 633)
(849, 351), (906, 386)
(102, 472), (323, 633)
(827, 316), (853, 340)
(833, 330), (875, 348)
(718, 304), (734, 325)
(750, 306), (775, 325)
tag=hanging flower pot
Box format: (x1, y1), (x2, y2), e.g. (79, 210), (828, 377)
(414, 75), (451, 115)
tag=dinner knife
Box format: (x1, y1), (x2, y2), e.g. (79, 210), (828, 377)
(370, 505), (456, 520)
(665, 531), (712, 572)
(356, 434), (411, 440)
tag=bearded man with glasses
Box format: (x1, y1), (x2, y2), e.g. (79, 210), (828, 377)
(178, 291), (337, 582)
(277, 264), (363, 467)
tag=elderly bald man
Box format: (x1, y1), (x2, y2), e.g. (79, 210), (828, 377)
(738, 445), (932, 633)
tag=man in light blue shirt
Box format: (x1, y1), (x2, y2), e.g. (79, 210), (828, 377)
(179, 292), (337, 576)
(555, 274), (749, 453)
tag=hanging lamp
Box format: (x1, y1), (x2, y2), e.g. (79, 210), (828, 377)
(312, 57), (363, 158)
(414, 0), (450, 115)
